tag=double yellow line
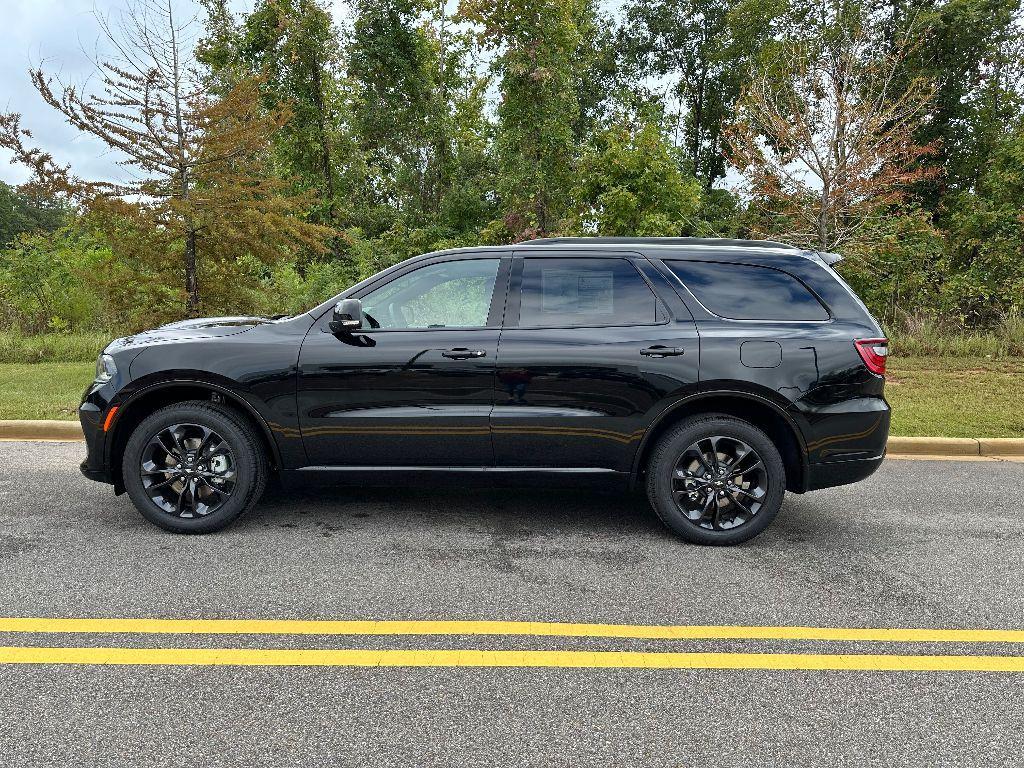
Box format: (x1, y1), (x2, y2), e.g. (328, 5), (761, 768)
(2, 618), (1023, 672)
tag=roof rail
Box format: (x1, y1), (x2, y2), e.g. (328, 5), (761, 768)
(517, 236), (800, 250)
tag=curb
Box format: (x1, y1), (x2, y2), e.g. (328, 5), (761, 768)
(2, 420), (1023, 457)
(0, 420), (87, 441)
(886, 436), (1024, 457)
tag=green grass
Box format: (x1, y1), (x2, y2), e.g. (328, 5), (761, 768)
(886, 357), (1024, 438)
(0, 357), (1021, 437)
(0, 362), (94, 420)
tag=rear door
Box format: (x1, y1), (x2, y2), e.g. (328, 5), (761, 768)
(491, 251), (700, 473)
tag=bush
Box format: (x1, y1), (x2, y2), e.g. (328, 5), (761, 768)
(888, 312), (1024, 358)
(837, 210), (946, 329)
(0, 331), (111, 363)
(0, 226), (108, 332)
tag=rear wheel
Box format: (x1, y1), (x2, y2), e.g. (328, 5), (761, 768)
(646, 414), (785, 545)
(122, 401), (267, 533)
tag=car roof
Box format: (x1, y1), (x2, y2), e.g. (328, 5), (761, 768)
(420, 236), (816, 262)
(519, 236), (800, 250)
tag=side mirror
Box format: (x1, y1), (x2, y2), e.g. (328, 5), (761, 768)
(329, 299), (363, 333)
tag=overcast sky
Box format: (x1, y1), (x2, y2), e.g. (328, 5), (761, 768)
(1, 0), (627, 189)
(0, 0), (350, 186)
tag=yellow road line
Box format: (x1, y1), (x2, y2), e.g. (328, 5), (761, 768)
(1, 646), (1023, 671)
(3, 618), (1024, 644)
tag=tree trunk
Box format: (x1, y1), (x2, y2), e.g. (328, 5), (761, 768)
(185, 229), (199, 314)
(310, 49), (341, 261)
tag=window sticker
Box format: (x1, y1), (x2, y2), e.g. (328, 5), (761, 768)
(541, 269), (614, 315)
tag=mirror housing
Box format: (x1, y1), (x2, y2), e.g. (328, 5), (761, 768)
(329, 299), (363, 333)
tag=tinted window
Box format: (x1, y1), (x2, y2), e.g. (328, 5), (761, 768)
(360, 258), (500, 329)
(517, 258), (660, 327)
(665, 261), (829, 321)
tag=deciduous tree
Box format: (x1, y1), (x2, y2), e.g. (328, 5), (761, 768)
(572, 119), (703, 236)
(620, 0), (786, 190)
(0, 0), (332, 315)
(461, 0), (591, 238)
(725, 19), (937, 251)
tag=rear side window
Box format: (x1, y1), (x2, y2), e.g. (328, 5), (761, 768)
(665, 260), (829, 321)
(517, 258), (661, 327)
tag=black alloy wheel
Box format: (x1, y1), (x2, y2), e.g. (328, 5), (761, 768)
(140, 423), (237, 518)
(122, 401), (267, 533)
(646, 414), (785, 545)
(671, 436), (768, 531)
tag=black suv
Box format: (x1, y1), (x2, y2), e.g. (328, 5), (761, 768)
(79, 237), (890, 544)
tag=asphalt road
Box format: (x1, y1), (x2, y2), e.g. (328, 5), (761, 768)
(0, 440), (1023, 767)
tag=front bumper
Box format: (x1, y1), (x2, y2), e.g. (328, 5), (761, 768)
(79, 390), (114, 486)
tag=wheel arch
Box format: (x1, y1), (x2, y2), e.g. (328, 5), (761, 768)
(106, 379), (281, 493)
(632, 391), (808, 493)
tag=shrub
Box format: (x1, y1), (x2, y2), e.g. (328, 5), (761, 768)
(0, 226), (108, 332)
(0, 331), (111, 363)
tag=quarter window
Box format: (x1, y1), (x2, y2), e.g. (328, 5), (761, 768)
(359, 258), (500, 329)
(517, 258), (661, 328)
(665, 261), (829, 321)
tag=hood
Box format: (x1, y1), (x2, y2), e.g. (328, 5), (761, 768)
(155, 316), (274, 332)
(105, 316), (275, 353)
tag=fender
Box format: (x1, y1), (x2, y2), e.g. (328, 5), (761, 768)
(105, 375), (286, 472)
(629, 386), (811, 488)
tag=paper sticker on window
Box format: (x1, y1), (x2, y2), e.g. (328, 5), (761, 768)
(542, 270), (614, 314)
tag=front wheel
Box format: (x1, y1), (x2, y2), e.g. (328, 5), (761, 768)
(646, 414), (786, 545)
(122, 401), (267, 533)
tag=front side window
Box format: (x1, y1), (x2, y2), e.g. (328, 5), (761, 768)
(359, 258), (500, 329)
(517, 258), (661, 328)
(665, 260), (829, 321)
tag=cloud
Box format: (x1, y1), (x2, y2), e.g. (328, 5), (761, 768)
(1, 1), (126, 185)
(0, 0), (254, 187)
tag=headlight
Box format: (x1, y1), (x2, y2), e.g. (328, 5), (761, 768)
(95, 353), (117, 383)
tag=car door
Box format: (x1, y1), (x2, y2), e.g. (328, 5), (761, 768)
(297, 254), (510, 467)
(491, 251), (700, 473)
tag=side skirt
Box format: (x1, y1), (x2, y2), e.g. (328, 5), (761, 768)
(279, 466), (629, 491)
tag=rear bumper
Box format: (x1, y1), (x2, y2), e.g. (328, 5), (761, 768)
(792, 394), (890, 492)
(805, 451), (885, 491)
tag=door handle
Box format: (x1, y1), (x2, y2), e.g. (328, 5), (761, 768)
(640, 346), (685, 357)
(442, 348), (487, 360)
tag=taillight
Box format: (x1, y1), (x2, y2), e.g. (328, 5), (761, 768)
(855, 338), (888, 376)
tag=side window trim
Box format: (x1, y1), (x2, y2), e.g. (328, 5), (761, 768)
(505, 251), (670, 330)
(344, 254), (511, 333)
(663, 259), (833, 323)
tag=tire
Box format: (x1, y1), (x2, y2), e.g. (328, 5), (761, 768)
(646, 414), (785, 545)
(122, 400), (267, 533)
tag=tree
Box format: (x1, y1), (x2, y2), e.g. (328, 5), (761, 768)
(233, 0), (351, 255)
(461, 0), (591, 238)
(620, 0), (787, 190)
(725, 19), (937, 251)
(349, 0), (436, 219)
(348, 0), (491, 238)
(572, 119), (703, 236)
(941, 119), (1024, 325)
(0, 0), (331, 315)
(0, 182), (67, 249)
(875, 0), (1024, 210)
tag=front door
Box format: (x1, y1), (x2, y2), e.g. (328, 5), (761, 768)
(298, 256), (509, 467)
(492, 252), (700, 473)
